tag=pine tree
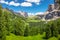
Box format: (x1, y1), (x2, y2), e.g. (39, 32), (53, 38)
(45, 24), (51, 39)
(24, 24), (29, 36)
(0, 5), (7, 40)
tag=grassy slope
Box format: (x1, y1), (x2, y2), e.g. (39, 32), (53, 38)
(27, 20), (41, 22)
(48, 37), (58, 40)
(6, 33), (60, 40)
(6, 33), (45, 40)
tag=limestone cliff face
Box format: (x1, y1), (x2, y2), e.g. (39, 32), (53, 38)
(47, 4), (54, 12)
(29, 0), (60, 21)
(18, 11), (28, 17)
(45, 0), (60, 20)
(54, 0), (60, 10)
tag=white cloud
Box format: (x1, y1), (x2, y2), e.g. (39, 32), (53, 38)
(25, 0), (40, 5)
(9, 1), (20, 6)
(0, 0), (40, 6)
(20, 2), (32, 7)
(28, 12), (44, 16)
(36, 3), (40, 5)
(0, 0), (20, 6)
(25, 0), (40, 3)
(0, 0), (8, 4)
(35, 12), (44, 15)
(0, 0), (32, 7)
(28, 13), (35, 16)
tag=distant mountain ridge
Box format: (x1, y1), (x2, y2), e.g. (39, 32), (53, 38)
(3, 8), (28, 18)
(2, 0), (60, 21)
(34, 0), (60, 21)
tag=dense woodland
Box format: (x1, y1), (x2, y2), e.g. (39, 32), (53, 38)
(0, 0), (60, 40)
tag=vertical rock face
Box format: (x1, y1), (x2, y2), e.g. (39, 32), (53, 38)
(36, 14), (44, 19)
(54, 0), (60, 10)
(19, 11), (28, 17)
(47, 4), (54, 12)
(54, 0), (60, 17)
(45, 0), (60, 20)
(24, 12), (28, 17)
(45, 4), (55, 20)
(15, 11), (28, 17)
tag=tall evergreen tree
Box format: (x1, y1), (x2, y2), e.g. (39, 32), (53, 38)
(24, 24), (29, 36)
(0, 5), (7, 40)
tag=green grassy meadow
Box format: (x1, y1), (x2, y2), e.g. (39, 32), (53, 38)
(6, 33), (45, 40)
(6, 33), (60, 40)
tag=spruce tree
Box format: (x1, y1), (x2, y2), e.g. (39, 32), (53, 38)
(0, 5), (7, 40)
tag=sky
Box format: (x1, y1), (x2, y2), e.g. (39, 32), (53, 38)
(0, 0), (54, 15)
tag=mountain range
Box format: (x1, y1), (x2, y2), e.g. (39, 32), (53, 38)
(2, 0), (60, 21)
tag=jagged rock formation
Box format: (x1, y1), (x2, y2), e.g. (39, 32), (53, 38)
(27, 0), (60, 21)
(48, 4), (54, 12)
(45, 0), (60, 20)
(54, 0), (60, 10)
(36, 14), (44, 19)
(17, 11), (28, 17)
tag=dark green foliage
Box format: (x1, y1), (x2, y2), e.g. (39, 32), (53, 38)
(29, 27), (38, 36)
(24, 25), (29, 36)
(0, 5), (2, 16)
(13, 17), (26, 36)
(56, 19), (60, 34)
(45, 23), (51, 39)
(0, 5), (7, 40)
(28, 21), (45, 36)
(0, 5), (27, 40)
(44, 20), (59, 39)
(52, 22), (58, 37)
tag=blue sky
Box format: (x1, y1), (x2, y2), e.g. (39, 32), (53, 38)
(0, 0), (54, 15)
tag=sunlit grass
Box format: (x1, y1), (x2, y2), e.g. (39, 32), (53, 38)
(6, 33), (60, 40)
(48, 37), (58, 40)
(6, 33), (45, 40)
(27, 20), (41, 22)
